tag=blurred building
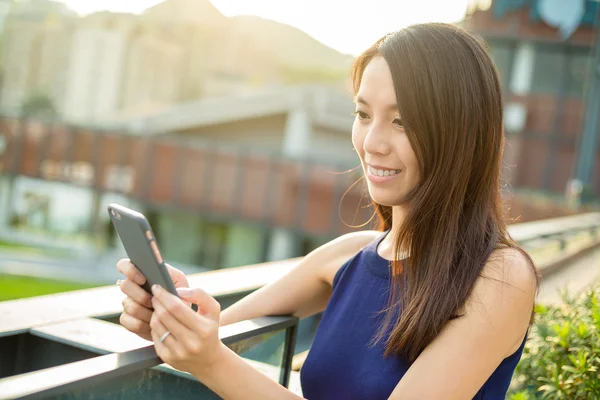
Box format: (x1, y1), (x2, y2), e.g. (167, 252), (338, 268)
(4, 0), (597, 272)
(159, 85), (355, 266)
(465, 0), (600, 198)
(0, 0), (352, 124)
(0, 0), (75, 114)
(0, 0), (358, 270)
(0, 85), (359, 270)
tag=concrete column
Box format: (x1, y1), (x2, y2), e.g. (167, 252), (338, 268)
(504, 42), (535, 186)
(282, 91), (312, 157)
(282, 107), (312, 157)
(266, 92), (313, 261)
(509, 42), (535, 95)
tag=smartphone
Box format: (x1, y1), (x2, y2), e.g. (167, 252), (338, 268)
(108, 203), (178, 297)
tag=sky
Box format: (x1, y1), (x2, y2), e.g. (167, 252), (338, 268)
(57, 0), (490, 55)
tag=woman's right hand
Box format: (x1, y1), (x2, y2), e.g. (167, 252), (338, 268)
(116, 259), (189, 341)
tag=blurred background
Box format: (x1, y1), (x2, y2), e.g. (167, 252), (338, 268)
(0, 0), (598, 297)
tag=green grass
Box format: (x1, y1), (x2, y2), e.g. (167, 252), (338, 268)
(0, 241), (40, 251)
(0, 240), (70, 257)
(0, 274), (101, 302)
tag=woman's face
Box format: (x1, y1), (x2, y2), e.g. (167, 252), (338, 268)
(352, 56), (420, 207)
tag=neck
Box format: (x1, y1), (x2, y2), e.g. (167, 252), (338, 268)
(390, 205), (406, 238)
(378, 205), (408, 261)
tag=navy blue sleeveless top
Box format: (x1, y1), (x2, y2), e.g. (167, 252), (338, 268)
(300, 231), (527, 399)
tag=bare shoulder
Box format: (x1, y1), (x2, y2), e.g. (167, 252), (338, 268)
(465, 246), (538, 355)
(310, 230), (382, 287)
(480, 246), (539, 294)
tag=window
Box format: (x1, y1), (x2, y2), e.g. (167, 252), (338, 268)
(195, 220), (228, 269)
(531, 47), (564, 94)
(488, 41), (514, 89)
(566, 50), (592, 98)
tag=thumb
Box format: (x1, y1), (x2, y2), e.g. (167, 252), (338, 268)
(177, 287), (221, 320)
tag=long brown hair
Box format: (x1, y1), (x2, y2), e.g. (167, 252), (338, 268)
(351, 23), (539, 362)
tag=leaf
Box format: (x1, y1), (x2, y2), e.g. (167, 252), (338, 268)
(535, 303), (549, 315)
(513, 284), (600, 397)
(576, 323), (589, 338)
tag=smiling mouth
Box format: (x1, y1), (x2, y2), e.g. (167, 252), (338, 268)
(368, 165), (401, 177)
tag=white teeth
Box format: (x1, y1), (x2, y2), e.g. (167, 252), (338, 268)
(369, 166), (401, 177)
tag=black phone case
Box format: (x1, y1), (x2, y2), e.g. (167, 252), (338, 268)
(108, 203), (178, 297)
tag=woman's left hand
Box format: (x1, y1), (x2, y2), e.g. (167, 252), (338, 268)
(150, 284), (225, 377)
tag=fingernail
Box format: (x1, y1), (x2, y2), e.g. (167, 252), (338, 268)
(152, 284), (160, 294)
(176, 288), (192, 297)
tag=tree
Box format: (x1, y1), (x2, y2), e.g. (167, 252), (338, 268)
(20, 91), (57, 119)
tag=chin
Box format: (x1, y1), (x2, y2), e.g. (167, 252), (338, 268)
(368, 190), (406, 207)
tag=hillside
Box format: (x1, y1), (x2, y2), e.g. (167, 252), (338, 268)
(142, 0), (227, 27)
(228, 15), (354, 71)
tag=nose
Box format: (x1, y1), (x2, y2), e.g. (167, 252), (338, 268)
(363, 124), (392, 156)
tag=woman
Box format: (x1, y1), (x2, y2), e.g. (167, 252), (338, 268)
(116, 22), (538, 399)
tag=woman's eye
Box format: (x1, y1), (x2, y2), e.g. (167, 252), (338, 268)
(393, 118), (403, 127)
(353, 110), (369, 120)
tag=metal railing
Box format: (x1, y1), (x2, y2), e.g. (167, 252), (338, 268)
(0, 315), (298, 400)
(511, 212), (600, 251)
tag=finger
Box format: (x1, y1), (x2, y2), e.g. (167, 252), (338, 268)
(150, 313), (186, 360)
(177, 287), (221, 320)
(116, 259), (146, 286)
(165, 264), (189, 288)
(153, 285), (212, 333)
(152, 295), (198, 351)
(122, 297), (152, 323)
(120, 312), (151, 335)
(120, 279), (153, 308)
(150, 319), (173, 362)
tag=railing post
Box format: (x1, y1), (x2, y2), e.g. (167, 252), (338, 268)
(279, 322), (298, 388)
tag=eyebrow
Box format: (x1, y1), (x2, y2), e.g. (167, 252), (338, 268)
(354, 96), (398, 112)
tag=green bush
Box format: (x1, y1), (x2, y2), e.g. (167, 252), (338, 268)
(509, 286), (600, 399)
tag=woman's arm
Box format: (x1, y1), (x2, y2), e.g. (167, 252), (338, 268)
(388, 247), (537, 400)
(219, 230), (380, 326)
(193, 343), (304, 400)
